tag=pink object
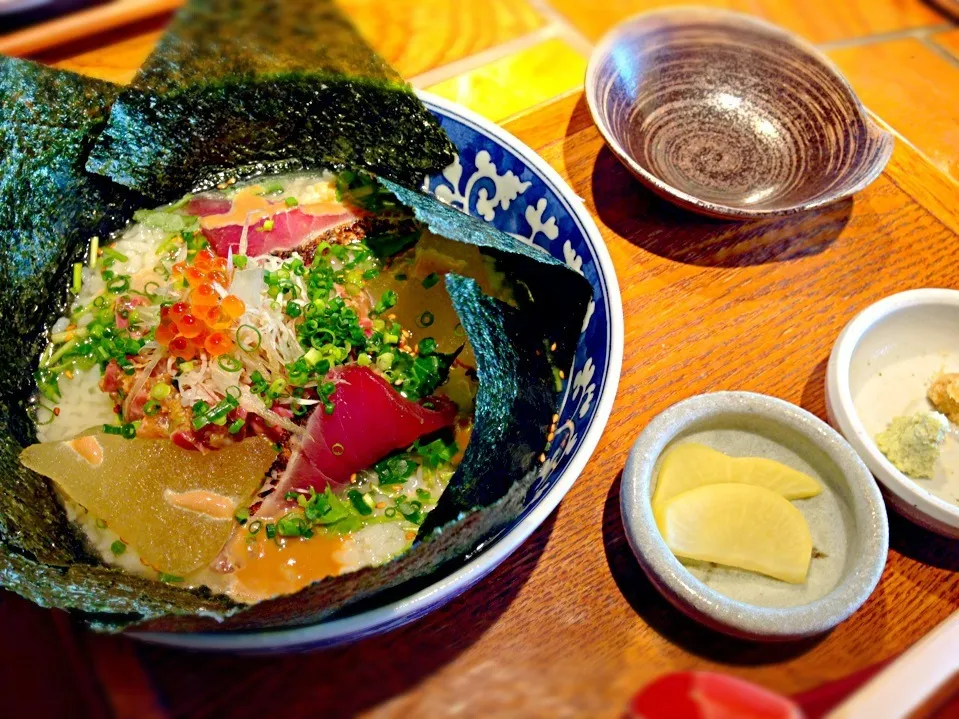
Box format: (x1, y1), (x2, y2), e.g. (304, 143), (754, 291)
(629, 672), (804, 719)
(202, 208), (357, 258)
(186, 196), (233, 217)
(258, 366), (457, 517)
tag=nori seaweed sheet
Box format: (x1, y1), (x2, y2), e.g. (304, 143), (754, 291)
(0, 58), (240, 623)
(0, 4), (590, 630)
(86, 0), (456, 200)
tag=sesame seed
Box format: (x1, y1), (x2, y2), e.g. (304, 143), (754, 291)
(406, 531), (417, 540)
(376, 502), (386, 509)
(553, 414), (559, 423)
(550, 342), (557, 351)
(53, 407), (61, 416)
(558, 370), (565, 379)
(538, 453), (546, 463)
(547, 432), (554, 441)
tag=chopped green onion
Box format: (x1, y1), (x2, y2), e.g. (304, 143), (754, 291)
(95, 518), (108, 529)
(421, 272), (440, 289)
(179, 361), (194, 373)
(101, 247), (129, 263)
(233, 254), (248, 270)
(88, 236), (99, 268)
(110, 540), (126, 556)
(72, 263), (83, 295)
(218, 355), (243, 372)
(348, 490), (373, 516)
(142, 399), (161, 416)
(237, 324), (261, 352)
(417, 311), (435, 328)
(265, 523), (277, 539)
(106, 276), (130, 294)
(357, 353), (372, 367)
(285, 197), (298, 207)
(248, 520), (262, 535)
(384, 507), (397, 518)
(158, 573), (184, 583)
(228, 418), (245, 434)
(150, 383), (171, 400)
(121, 423), (137, 440)
(263, 219), (275, 231)
(376, 352), (394, 370)
(234, 507), (250, 525)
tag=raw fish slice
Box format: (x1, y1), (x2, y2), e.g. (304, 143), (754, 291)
(628, 671), (804, 719)
(258, 366), (456, 517)
(186, 196), (232, 216)
(202, 207), (357, 257)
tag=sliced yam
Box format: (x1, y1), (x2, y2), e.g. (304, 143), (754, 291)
(662, 483), (813, 584)
(652, 443), (822, 530)
(20, 434), (277, 576)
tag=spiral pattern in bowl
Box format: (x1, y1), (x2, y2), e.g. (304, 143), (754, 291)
(586, 8), (893, 218)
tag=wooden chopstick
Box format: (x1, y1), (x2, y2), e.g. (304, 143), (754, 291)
(0, 0), (183, 57)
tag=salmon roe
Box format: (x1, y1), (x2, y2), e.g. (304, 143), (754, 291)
(156, 244), (247, 361)
(204, 332), (234, 356)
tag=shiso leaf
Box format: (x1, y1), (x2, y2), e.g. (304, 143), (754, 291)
(87, 0), (455, 200)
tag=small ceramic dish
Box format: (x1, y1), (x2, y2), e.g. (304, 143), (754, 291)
(622, 392), (888, 640)
(827, 289), (959, 538)
(585, 7), (893, 219)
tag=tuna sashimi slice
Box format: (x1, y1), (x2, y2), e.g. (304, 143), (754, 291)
(628, 672), (804, 719)
(257, 366), (457, 518)
(202, 207), (357, 258)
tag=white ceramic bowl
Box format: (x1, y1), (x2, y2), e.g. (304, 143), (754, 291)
(827, 289), (959, 538)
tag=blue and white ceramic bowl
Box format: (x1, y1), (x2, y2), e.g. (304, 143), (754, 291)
(137, 92), (624, 652)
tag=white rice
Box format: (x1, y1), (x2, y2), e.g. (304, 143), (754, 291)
(36, 366), (116, 443)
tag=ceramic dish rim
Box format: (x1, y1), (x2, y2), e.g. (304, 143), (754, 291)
(826, 288), (959, 533)
(133, 90), (625, 652)
(621, 391), (888, 639)
(584, 5), (893, 219)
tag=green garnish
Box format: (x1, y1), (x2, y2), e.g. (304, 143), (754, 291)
(414, 437), (459, 469)
(110, 540), (126, 556)
(284, 196), (298, 207)
(421, 272), (440, 289)
(348, 489), (374, 516)
(234, 507), (250, 525)
(158, 573), (185, 583)
(72, 263), (83, 295)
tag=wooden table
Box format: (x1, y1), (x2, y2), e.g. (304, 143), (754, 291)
(5, 1), (959, 717)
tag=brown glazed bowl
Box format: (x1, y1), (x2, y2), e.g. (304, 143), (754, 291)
(585, 7), (893, 219)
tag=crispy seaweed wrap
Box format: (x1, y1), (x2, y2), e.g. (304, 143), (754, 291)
(0, 1), (591, 632)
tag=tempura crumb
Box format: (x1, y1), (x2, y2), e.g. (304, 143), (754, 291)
(928, 373), (959, 424)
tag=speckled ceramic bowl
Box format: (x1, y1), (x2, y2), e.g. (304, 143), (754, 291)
(622, 392), (888, 640)
(586, 8), (893, 219)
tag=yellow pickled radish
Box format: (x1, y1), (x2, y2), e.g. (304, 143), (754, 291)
(652, 443), (822, 530)
(661, 483), (813, 584)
